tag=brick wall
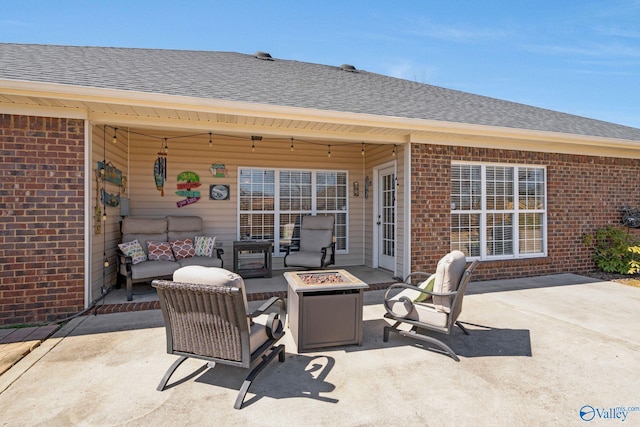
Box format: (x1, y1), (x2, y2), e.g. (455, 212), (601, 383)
(411, 143), (640, 281)
(0, 114), (85, 326)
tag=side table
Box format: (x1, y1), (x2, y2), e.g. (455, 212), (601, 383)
(233, 240), (273, 278)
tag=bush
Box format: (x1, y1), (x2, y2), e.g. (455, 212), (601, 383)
(583, 226), (640, 274)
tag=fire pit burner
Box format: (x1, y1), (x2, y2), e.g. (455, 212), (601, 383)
(297, 272), (347, 285)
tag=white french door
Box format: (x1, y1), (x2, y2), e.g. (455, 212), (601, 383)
(376, 165), (396, 271)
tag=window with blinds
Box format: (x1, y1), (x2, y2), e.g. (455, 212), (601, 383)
(451, 163), (546, 259)
(239, 168), (348, 254)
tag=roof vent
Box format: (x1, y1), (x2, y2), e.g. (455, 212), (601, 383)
(254, 51), (273, 60)
(339, 64), (357, 72)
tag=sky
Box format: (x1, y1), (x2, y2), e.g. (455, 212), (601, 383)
(1, 0), (639, 128)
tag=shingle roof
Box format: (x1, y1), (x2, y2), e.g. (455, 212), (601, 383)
(1, 43), (639, 142)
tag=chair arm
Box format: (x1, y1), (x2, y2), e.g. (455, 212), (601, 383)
(383, 282), (420, 318)
(116, 248), (133, 273)
(282, 242), (298, 256)
(214, 247), (224, 258)
(250, 297), (286, 339)
(403, 271), (433, 284)
(320, 241), (336, 266)
(383, 282), (458, 318)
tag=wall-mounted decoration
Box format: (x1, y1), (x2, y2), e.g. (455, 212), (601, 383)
(97, 161), (123, 186)
(210, 184), (230, 200)
(364, 176), (371, 199)
(154, 152), (167, 196)
(176, 171), (201, 207)
(94, 170), (102, 234)
(353, 181), (359, 197)
(209, 163), (227, 178)
(101, 188), (121, 207)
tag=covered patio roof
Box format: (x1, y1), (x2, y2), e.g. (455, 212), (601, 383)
(1, 43), (640, 157)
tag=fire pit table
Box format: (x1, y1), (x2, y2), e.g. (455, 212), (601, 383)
(284, 270), (369, 352)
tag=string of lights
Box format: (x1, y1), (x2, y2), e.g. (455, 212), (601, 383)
(105, 125), (398, 157)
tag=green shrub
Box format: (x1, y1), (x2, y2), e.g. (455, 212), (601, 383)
(583, 226), (640, 274)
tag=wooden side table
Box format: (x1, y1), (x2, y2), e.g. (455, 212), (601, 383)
(233, 240), (273, 278)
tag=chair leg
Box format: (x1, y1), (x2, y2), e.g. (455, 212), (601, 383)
(234, 344), (285, 410)
(126, 276), (133, 301)
(157, 356), (188, 391)
(383, 322), (401, 342)
(385, 326), (460, 362)
(455, 321), (470, 335)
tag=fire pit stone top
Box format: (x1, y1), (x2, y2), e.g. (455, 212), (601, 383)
(284, 269), (369, 292)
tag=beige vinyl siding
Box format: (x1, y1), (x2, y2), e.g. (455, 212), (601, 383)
(362, 144), (406, 277)
(90, 124), (128, 301)
(102, 129), (368, 271)
(88, 127), (410, 296)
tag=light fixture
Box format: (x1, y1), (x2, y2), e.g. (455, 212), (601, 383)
(328, 145), (331, 158)
(361, 142), (365, 156)
(102, 212), (107, 221)
(392, 144), (397, 157)
(209, 132), (212, 148)
(251, 135), (262, 152)
(103, 253), (109, 268)
(112, 128), (118, 144)
(290, 138), (294, 151)
(163, 138), (168, 154)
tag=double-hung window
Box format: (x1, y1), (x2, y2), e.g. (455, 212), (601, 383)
(239, 168), (348, 255)
(450, 163), (546, 259)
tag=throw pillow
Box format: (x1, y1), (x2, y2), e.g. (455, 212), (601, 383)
(170, 238), (195, 260)
(147, 241), (175, 261)
(194, 235), (217, 257)
(414, 274), (436, 303)
(118, 239), (147, 265)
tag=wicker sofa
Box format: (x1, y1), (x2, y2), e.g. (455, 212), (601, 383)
(116, 216), (223, 301)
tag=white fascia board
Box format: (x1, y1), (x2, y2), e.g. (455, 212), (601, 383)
(2, 78), (639, 150)
(0, 102), (88, 120)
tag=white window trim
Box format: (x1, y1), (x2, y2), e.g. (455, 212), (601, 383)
(238, 167), (349, 256)
(451, 162), (547, 260)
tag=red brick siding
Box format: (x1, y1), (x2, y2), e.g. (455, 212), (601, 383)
(411, 143), (640, 281)
(0, 114), (85, 325)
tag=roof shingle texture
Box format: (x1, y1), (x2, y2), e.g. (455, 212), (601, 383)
(1, 43), (639, 142)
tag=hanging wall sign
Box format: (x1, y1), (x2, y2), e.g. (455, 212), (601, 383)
(209, 163), (227, 178)
(97, 161), (123, 186)
(101, 188), (121, 207)
(176, 171), (201, 207)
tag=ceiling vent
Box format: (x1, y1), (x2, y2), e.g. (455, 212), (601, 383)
(339, 64), (357, 72)
(254, 51), (273, 60)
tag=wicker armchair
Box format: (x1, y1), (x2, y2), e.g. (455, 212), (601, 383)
(153, 266), (286, 409)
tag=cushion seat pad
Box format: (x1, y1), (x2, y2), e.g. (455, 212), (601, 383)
(177, 256), (222, 268)
(131, 260), (180, 279)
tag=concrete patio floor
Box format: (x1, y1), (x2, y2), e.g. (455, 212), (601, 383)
(0, 274), (638, 426)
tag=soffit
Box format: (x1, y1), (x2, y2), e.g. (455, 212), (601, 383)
(2, 90), (640, 158)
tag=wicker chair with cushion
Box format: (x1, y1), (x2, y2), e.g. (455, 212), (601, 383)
(152, 266), (286, 409)
(382, 251), (478, 361)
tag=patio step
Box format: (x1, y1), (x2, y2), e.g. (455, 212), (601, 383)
(93, 282), (395, 315)
(0, 324), (60, 376)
